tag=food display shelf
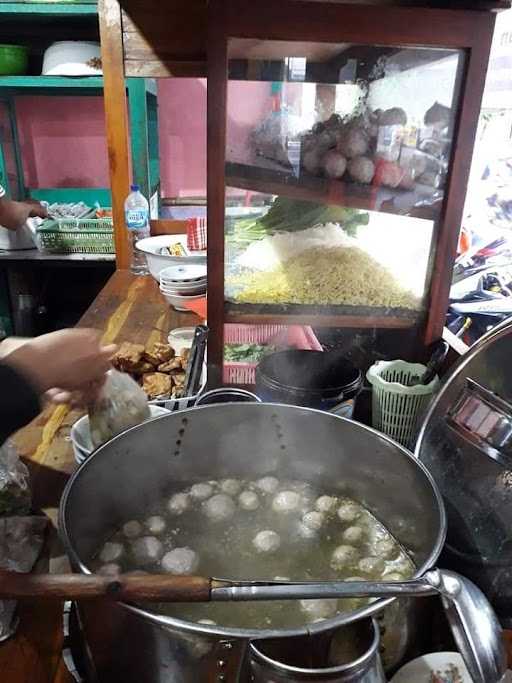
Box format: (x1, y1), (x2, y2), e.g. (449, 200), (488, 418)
(226, 162), (441, 220)
(224, 302), (420, 329)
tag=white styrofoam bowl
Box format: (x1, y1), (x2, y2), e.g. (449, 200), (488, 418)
(160, 264), (207, 283)
(42, 41), (102, 76)
(136, 235), (206, 282)
(160, 282), (207, 296)
(70, 405), (170, 464)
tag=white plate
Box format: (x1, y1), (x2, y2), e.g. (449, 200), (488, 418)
(160, 283), (207, 296)
(390, 652), (471, 683)
(160, 264), (207, 283)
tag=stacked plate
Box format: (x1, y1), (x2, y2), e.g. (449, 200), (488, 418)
(159, 264), (207, 311)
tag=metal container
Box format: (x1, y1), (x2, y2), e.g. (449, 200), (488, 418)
(416, 318), (512, 624)
(250, 618), (386, 682)
(59, 403), (445, 682)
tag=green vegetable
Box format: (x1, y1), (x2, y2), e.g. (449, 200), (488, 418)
(224, 343), (273, 363)
(228, 197), (369, 244)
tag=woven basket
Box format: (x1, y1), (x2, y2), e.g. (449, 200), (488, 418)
(37, 217), (114, 254)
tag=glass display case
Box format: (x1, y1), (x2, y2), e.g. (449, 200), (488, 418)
(207, 0), (496, 382)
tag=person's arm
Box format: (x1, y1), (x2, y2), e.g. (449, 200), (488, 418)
(0, 329), (116, 445)
(0, 185), (47, 231)
(0, 363), (40, 445)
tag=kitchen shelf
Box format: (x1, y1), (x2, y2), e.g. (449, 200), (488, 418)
(0, 76), (105, 94)
(224, 302), (420, 329)
(225, 162), (441, 219)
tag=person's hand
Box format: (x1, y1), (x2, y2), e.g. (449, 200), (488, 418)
(26, 200), (48, 220)
(2, 329), (117, 394)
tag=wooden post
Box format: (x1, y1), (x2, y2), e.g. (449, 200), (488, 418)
(98, 0), (131, 270)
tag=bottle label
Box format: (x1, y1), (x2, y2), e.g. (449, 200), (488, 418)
(126, 209), (148, 230)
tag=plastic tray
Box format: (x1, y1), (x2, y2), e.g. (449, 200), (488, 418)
(36, 217), (114, 254)
(223, 324), (322, 385)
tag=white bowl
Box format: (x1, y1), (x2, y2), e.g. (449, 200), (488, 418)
(160, 264), (207, 283)
(160, 290), (206, 312)
(160, 283), (207, 296)
(168, 327), (197, 350)
(70, 405), (170, 464)
(42, 41), (102, 76)
(136, 235), (206, 281)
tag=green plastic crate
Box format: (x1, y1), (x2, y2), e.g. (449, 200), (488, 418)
(36, 217), (114, 254)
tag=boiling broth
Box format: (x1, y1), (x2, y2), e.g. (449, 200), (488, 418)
(91, 477), (415, 629)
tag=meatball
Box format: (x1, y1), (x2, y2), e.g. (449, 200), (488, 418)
(384, 572), (405, 582)
(145, 515), (166, 535)
(342, 526), (365, 544)
(272, 490), (301, 513)
(238, 490), (260, 511)
(375, 537), (398, 560)
(123, 520), (142, 539)
(99, 541), (124, 563)
(337, 501), (362, 523)
(161, 547), (199, 575)
(98, 563), (121, 576)
(131, 536), (164, 566)
(302, 511), (325, 531)
(168, 492), (190, 515)
(254, 476), (279, 494)
(298, 522), (318, 540)
(220, 479), (242, 496)
(252, 530), (281, 553)
(331, 545), (360, 571)
(315, 496), (338, 514)
(203, 494), (236, 522)
(358, 556), (385, 576)
(299, 599), (338, 620)
(190, 483), (214, 501)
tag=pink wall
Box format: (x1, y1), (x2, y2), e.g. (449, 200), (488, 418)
(9, 78), (271, 199)
(15, 96), (109, 189)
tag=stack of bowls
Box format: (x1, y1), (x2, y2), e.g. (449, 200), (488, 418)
(159, 264), (207, 312)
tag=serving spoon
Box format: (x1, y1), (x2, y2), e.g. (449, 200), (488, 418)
(0, 568), (504, 683)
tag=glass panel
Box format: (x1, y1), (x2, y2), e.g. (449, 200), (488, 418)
(224, 40), (465, 334)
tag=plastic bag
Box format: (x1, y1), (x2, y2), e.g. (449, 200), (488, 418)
(0, 441), (31, 516)
(88, 369), (151, 448)
(0, 515), (47, 640)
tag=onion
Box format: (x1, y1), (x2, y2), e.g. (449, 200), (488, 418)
(322, 150), (347, 179)
(302, 148), (323, 175)
(347, 156), (375, 184)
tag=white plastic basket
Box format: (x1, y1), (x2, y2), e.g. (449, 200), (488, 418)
(366, 360), (440, 450)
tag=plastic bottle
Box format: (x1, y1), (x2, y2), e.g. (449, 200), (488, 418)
(124, 184), (150, 275)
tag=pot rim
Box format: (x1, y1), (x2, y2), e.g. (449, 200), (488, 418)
(59, 402), (447, 640)
(248, 616), (380, 678)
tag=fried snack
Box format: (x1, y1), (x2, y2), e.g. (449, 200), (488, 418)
(173, 372), (186, 388)
(158, 357), (183, 373)
(112, 342), (145, 372)
(142, 372), (173, 399)
(144, 342), (174, 366)
(180, 347), (191, 361)
(131, 360), (155, 376)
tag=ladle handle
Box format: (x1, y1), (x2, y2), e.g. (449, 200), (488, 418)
(211, 577), (438, 602)
(0, 571), (213, 602)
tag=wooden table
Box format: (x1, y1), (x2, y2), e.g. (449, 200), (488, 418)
(0, 270), (200, 683)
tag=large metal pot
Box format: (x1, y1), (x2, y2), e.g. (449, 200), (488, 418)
(59, 403), (445, 682)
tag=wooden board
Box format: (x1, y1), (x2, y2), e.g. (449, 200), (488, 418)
(0, 271), (200, 683)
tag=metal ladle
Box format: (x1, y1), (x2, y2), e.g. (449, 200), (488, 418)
(0, 568), (505, 683)
(212, 569), (506, 683)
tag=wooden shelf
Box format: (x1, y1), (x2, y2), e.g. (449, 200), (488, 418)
(225, 162), (441, 219)
(225, 302), (420, 329)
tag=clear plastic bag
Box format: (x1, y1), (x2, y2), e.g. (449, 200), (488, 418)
(0, 515), (47, 641)
(0, 441), (31, 516)
(88, 369), (151, 448)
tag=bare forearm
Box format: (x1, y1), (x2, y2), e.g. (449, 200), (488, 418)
(0, 197), (31, 231)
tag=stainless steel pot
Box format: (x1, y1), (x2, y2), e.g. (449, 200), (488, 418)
(59, 403), (446, 682)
